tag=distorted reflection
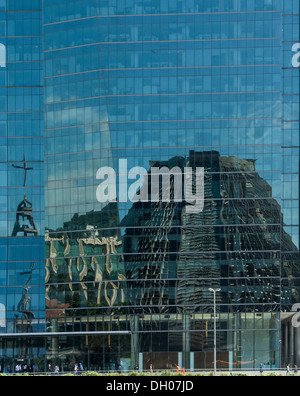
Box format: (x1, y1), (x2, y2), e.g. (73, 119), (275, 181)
(45, 151), (300, 316)
(45, 203), (126, 310)
(44, 150), (300, 371)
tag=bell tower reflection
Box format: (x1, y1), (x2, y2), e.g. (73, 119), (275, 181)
(12, 195), (38, 237)
(11, 156), (38, 236)
(14, 262), (36, 334)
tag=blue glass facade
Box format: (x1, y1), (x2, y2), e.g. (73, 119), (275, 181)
(0, 0), (299, 373)
(0, 0), (45, 370)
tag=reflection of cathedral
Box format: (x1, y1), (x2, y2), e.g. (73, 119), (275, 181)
(122, 151), (300, 313)
(122, 156), (187, 313)
(44, 150), (300, 370)
(120, 150), (300, 369)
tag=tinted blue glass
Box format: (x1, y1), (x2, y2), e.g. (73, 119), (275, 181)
(41, 0), (291, 371)
(0, 0), (299, 373)
(0, 0), (45, 349)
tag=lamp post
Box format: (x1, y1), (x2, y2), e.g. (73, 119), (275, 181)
(209, 288), (221, 377)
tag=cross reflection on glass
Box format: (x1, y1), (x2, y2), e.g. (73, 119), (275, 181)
(12, 154), (33, 187)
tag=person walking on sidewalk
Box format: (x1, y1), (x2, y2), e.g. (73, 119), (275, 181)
(259, 363), (264, 374)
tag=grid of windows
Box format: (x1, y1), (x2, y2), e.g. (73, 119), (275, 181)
(281, 3), (300, 372)
(0, 0), (299, 373)
(42, 0), (289, 372)
(0, 0), (46, 358)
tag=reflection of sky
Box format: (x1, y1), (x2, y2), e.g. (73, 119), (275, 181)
(45, 141), (287, 231)
(285, 227), (299, 249)
(0, 43), (5, 68)
(44, 71), (296, 242)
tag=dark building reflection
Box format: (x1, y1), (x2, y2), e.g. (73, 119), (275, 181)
(44, 151), (300, 371)
(121, 151), (300, 369)
(122, 151), (300, 311)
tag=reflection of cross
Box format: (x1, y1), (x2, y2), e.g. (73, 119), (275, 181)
(20, 262), (35, 289)
(12, 155), (33, 187)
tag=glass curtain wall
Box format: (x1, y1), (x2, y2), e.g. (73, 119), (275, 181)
(0, 0), (45, 373)
(0, 0), (299, 373)
(42, 0), (290, 372)
(280, 0), (300, 368)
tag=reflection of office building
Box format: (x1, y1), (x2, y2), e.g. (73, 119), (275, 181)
(1, 1), (300, 373)
(122, 157), (186, 313)
(45, 204), (126, 311)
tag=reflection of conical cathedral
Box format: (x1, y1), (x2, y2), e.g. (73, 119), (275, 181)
(176, 151), (300, 311)
(122, 151), (300, 313)
(122, 156), (186, 314)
